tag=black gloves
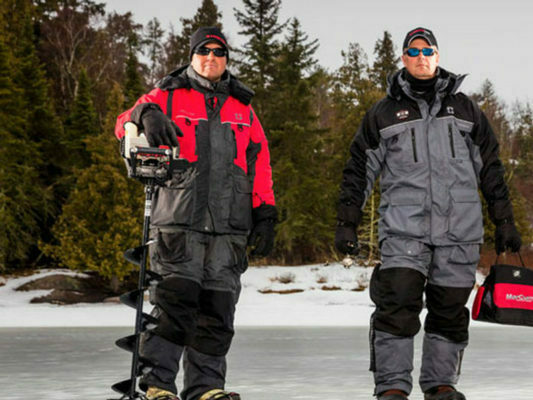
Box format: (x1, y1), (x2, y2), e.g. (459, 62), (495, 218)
(495, 223), (522, 254)
(249, 219), (276, 257)
(335, 202), (361, 255)
(140, 107), (181, 147)
(249, 205), (277, 258)
(335, 222), (359, 255)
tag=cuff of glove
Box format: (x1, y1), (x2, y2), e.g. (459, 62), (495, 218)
(495, 218), (515, 227)
(129, 103), (163, 128)
(488, 199), (514, 227)
(337, 202), (362, 226)
(252, 204), (277, 224)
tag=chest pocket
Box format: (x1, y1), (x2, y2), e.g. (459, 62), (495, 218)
(174, 115), (204, 163)
(170, 88), (208, 163)
(443, 117), (473, 161)
(220, 99), (252, 173)
(380, 121), (422, 172)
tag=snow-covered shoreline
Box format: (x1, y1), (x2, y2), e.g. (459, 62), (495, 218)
(0, 265), (488, 328)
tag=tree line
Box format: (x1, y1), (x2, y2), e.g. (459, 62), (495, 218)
(1, 0), (531, 290)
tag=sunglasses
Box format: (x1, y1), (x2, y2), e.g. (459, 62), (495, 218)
(404, 47), (436, 57)
(194, 47), (227, 57)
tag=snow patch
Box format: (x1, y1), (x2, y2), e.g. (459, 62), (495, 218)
(0, 265), (490, 328)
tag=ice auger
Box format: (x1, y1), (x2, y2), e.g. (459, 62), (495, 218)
(110, 122), (187, 399)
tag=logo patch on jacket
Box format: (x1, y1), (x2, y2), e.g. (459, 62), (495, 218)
(396, 110), (409, 120)
(234, 113), (243, 121)
(447, 106), (455, 115)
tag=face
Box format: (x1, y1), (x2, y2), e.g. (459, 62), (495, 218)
(191, 42), (227, 82)
(402, 38), (439, 79)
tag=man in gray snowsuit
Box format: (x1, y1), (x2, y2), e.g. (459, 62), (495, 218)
(116, 27), (277, 400)
(334, 27), (522, 400)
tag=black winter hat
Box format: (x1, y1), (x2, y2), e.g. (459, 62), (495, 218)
(403, 27), (438, 49)
(189, 26), (229, 60)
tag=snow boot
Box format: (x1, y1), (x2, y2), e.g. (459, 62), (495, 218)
(377, 389), (408, 400)
(424, 386), (466, 400)
(198, 389), (241, 400)
(145, 387), (180, 400)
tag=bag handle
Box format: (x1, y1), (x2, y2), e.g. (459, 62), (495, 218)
(495, 251), (526, 268)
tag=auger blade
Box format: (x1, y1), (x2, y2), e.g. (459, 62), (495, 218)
(120, 289), (143, 309)
(124, 246), (145, 266)
(111, 378), (136, 396)
(115, 334), (137, 353)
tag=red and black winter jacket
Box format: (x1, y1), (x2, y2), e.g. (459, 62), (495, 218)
(115, 65), (276, 234)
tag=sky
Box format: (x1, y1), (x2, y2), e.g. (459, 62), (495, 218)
(104, 0), (532, 110)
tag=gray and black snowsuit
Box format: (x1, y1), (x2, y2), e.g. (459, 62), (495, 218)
(338, 67), (514, 395)
(116, 65), (276, 400)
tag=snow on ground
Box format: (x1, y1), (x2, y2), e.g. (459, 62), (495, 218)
(0, 264), (488, 328)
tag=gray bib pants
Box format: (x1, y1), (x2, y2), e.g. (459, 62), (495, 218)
(370, 237), (479, 395)
(139, 229), (248, 400)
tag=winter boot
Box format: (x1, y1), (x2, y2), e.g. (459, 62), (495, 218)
(145, 387), (180, 400)
(424, 386), (466, 400)
(198, 389), (241, 400)
(377, 389), (408, 400)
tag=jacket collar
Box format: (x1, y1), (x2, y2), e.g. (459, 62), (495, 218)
(156, 64), (255, 105)
(387, 67), (467, 101)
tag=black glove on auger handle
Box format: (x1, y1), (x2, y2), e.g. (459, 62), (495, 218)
(141, 107), (182, 148)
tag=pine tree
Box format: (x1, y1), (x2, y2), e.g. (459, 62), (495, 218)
(9, 0), (65, 263)
(234, 0), (284, 118)
(0, 0), (61, 270)
(122, 26), (147, 108)
(124, 48), (146, 108)
(144, 17), (165, 86)
(370, 31), (399, 91)
(43, 84), (145, 290)
(512, 103), (533, 175)
(470, 82), (532, 251)
(37, 0), (106, 115)
(0, 29), (47, 270)
(471, 80), (512, 157)
(63, 68), (100, 172)
(326, 42), (383, 262)
(163, 0), (222, 72)
(263, 18), (332, 263)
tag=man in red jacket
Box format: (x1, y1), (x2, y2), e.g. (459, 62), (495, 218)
(115, 26), (276, 400)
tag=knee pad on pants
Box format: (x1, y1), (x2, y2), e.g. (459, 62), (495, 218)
(370, 266), (426, 337)
(425, 283), (472, 343)
(192, 290), (237, 356)
(154, 277), (202, 345)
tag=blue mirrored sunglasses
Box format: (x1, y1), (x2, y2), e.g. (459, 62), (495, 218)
(195, 47), (227, 57)
(404, 47), (436, 57)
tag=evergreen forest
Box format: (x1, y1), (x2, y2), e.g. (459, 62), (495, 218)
(1, 0), (532, 291)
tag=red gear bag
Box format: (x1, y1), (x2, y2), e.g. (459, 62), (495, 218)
(472, 254), (533, 327)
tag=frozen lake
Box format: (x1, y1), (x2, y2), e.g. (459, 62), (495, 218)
(0, 326), (532, 400)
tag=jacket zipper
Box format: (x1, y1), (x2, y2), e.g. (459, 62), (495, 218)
(411, 128), (418, 162)
(448, 124), (456, 158)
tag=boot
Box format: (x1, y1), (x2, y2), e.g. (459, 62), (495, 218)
(424, 386), (466, 400)
(377, 389), (408, 400)
(145, 387), (180, 400)
(198, 389), (241, 400)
